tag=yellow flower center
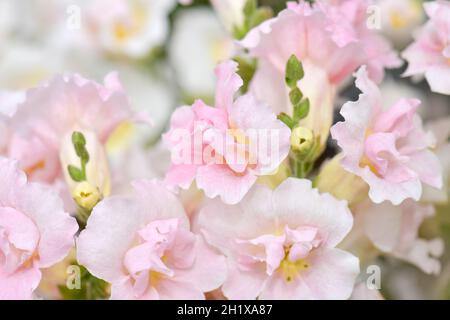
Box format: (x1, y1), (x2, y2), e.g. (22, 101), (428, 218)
(359, 129), (381, 176)
(113, 3), (147, 43)
(359, 155), (380, 176)
(389, 11), (409, 30)
(278, 257), (310, 283)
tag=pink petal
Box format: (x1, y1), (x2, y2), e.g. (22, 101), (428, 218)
(196, 164), (257, 205)
(164, 164), (197, 189)
(0, 267), (42, 300)
(196, 184), (276, 253)
(77, 180), (188, 282)
(425, 64), (450, 95)
(77, 196), (146, 282)
(156, 279), (205, 300)
(175, 235), (227, 293)
(373, 98), (420, 137)
(272, 179), (353, 248)
(0, 157), (26, 205)
(222, 260), (267, 300)
(407, 149), (443, 189)
(269, 248), (358, 300)
(15, 183), (78, 268)
(214, 60), (243, 111)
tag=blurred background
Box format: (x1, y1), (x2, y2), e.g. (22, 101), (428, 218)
(0, 0), (449, 299)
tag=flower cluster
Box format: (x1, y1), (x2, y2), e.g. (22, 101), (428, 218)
(0, 0), (449, 300)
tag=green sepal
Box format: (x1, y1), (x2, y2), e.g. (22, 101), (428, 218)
(68, 165), (85, 182)
(285, 54), (304, 89)
(289, 87), (303, 106)
(277, 112), (296, 129)
(293, 98), (310, 122)
(72, 131), (90, 164)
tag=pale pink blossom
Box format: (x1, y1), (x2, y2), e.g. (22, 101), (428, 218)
(196, 178), (359, 300)
(402, 0), (450, 95)
(356, 199), (444, 275)
(0, 157), (78, 300)
(7, 72), (136, 184)
(163, 60), (291, 205)
(77, 179), (226, 300)
(331, 66), (442, 205)
(241, 0), (401, 117)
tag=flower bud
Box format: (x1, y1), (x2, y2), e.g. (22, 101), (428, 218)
(73, 181), (102, 211)
(60, 130), (111, 210)
(290, 126), (314, 154)
(297, 61), (336, 152)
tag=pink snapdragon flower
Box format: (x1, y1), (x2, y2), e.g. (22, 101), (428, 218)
(331, 66), (442, 205)
(240, 0), (400, 146)
(243, 0), (400, 86)
(77, 180), (226, 300)
(6, 72), (136, 184)
(0, 157), (78, 299)
(196, 178), (359, 300)
(402, 0), (450, 95)
(163, 60), (291, 205)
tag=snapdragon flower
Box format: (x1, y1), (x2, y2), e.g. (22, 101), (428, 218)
(240, 0), (401, 147)
(163, 60), (291, 204)
(0, 157), (78, 299)
(402, 0), (450, 95)
(331, 66), (442, 204)
(77, 180), (226, 300)
(197, 178), (359, 300)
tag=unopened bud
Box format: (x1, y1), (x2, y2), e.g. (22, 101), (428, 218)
(290, 127), (314, 154)
(60, 129), (111, 211)
(73, 181), (102, 211)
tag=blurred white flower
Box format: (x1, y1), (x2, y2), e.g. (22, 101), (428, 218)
(0, 0), (71, 43)
(0, 42), (64, 89)
(85, 0), (176, 58)
(210, 0), (245, 32)
(0, 0), (14, 50)
(169, 7), (235, 98)
(378, 0), (425, 49)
